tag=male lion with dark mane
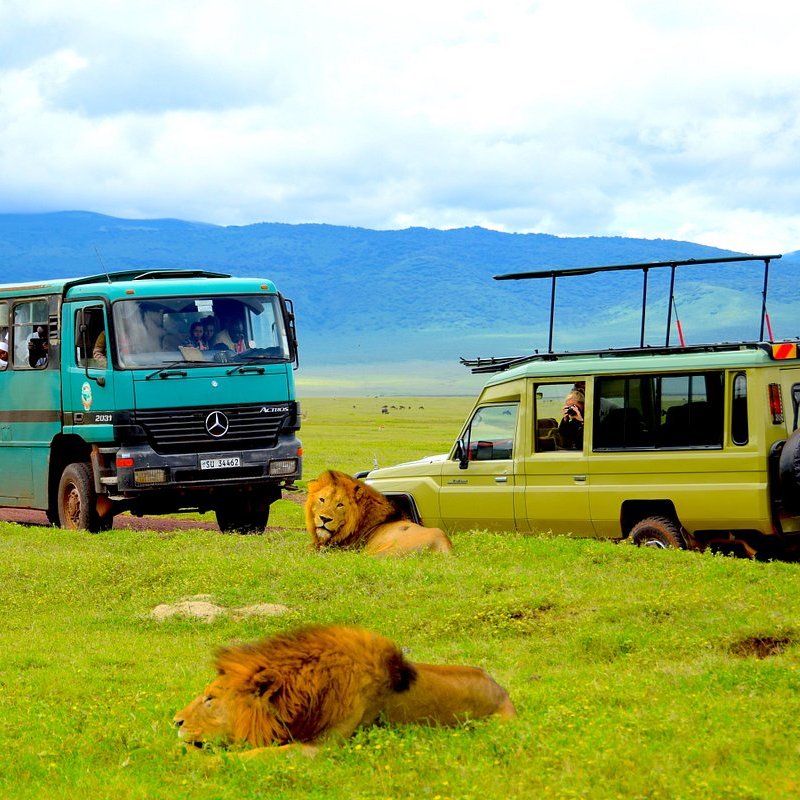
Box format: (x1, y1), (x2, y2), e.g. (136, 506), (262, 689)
(174, 625), (515, 758)
(305, 470), (452, 556)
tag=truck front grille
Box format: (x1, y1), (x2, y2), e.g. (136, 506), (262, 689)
(131, 403), (292, 454)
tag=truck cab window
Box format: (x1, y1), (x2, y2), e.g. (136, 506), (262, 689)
(76, 306), (108, 368)
(113, 295), (291, 369)
(461, 404), (517, 461)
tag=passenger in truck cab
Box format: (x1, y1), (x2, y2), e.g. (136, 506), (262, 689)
(201, 315), (217, 348)
(0, 338), (7, 369)
(183, 321), (209, 351)
(558, 388), (585, 450)
(139, 302), (168, 350)
(213, 317), (247, 353)
(92, 331), (108, 367)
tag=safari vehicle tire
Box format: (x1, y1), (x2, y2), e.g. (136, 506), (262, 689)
(215, 496), (271, 534)
(778, 428), (800, 513)
(630, 516), (686, 549)
(57, 462), (112, 533)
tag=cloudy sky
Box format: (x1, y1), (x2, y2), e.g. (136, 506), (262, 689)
(1, 0), (799, 252)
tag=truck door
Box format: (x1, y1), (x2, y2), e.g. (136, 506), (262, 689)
(64, 303), (116, 434)
(438, 402), (518, 532)
(521, 381), (594, 536)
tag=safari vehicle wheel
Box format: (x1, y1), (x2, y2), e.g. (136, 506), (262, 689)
(215, 495), (271, 534)
(57, 462), (110, 533)
(630, 516), (686, 549)
(779, 428), (800, 513)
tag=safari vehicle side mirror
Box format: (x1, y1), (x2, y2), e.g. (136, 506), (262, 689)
(455, 438), (469, 470)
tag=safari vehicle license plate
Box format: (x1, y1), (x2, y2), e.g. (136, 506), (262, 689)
(200, 457), (241, 470)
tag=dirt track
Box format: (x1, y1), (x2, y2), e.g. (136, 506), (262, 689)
(0, 507), (221, 532)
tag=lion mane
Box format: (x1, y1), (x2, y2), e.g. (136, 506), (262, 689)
(305, 470), (453, 556)
(174, 625), (515, 757)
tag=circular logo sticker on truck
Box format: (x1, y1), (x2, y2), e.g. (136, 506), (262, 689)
(81, 381), (93, 412)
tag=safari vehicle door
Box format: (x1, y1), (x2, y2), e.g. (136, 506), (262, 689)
(520, 379), (594, 536)
(437, 398), (521, 532)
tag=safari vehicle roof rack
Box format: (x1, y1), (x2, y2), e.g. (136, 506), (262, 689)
(462, 253), (785, 374)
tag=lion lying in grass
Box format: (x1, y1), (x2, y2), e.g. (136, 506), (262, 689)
(305, 470), (453, 556)
(173, 625), (515, 758)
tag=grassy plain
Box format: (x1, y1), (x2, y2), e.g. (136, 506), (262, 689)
(2, 397), (800, 799)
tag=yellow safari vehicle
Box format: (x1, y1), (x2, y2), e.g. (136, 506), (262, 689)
(362, 254), (800, 558)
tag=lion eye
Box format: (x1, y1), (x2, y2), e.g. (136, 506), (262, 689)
(317, 496), (326, 504)
(336, 502), (344, 509)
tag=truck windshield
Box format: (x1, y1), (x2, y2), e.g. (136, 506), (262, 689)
(111, 295), (291, 369)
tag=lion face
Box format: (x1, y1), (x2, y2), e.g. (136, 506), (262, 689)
(174, 679), (234, 745)
(309, 484), (351, 544)
(305, 472), (366, 548)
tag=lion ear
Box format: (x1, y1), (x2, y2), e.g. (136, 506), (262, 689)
(251, 667), (283, 699)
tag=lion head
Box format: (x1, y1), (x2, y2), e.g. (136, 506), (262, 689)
(174, 625), (415, 748)
(305, 470), (401, 550)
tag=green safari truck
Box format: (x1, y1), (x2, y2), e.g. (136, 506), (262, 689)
(361, 254), (800, 558)
(0, 269), (301, 533)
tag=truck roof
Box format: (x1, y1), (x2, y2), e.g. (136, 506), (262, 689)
(0, 269), (279, 300)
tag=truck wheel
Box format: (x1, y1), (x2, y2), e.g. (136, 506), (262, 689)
(630, 516), (686, 549)
(215, 496), (271, 534)
(57, 462), (105, 533)
(779, 428), (800, 513)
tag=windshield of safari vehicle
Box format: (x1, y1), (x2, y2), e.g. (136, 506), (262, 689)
(111, 295), (291, 369)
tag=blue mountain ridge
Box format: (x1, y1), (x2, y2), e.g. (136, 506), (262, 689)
(0, 211), (797, 367)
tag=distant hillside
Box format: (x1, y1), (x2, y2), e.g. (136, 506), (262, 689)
(0, 211), (797, 367)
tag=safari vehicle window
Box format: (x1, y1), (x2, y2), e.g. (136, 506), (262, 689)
(462, 403), (517, 461)
(534, 382), (585, 452)
(731, 373), (748, 446)
(594, 372), (724, 450)
(12, 299), (49, 370)
(792, 384), (800, 431)
(112, 295), (291, 369)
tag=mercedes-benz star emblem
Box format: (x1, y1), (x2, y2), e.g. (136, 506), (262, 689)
(205, 411), (230, 438)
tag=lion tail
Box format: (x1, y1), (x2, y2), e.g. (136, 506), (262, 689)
(386, 650), (417, 694)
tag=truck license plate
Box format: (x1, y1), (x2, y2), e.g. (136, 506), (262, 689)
(200, 457), (241, 470)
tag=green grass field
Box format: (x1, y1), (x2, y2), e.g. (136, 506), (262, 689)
(2, 397), (800, 799)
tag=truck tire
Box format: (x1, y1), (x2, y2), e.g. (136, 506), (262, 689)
(630, 516), (686, 549)
(215, 494), (271, 534)
(779, 428), (800, 513)
(57, 462), (110, 533)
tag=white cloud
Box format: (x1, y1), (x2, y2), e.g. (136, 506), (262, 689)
(1, 0), (800, 252)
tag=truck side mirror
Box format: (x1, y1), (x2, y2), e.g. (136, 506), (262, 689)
(455, 438), (469, 470)
(79, 311), (105, 387)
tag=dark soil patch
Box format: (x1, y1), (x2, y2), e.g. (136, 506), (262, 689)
(729, 634), (793, 659)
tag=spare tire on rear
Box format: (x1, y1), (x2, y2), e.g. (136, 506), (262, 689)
(779, 428), (800, 513)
